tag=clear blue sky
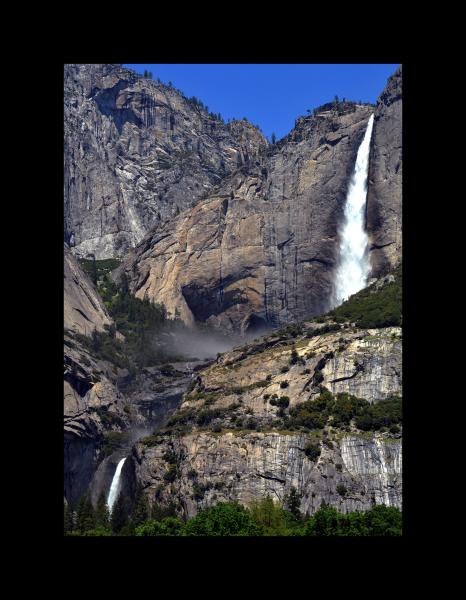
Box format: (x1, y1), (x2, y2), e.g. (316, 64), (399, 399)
(124, 64), (400, 141)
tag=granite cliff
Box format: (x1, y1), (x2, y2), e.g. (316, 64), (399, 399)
(367, 66), (402, 276)
(114, 67), (401, 333)
(117, 104), (374, 332)
(130, 314), (402, 518)
(64, 64), (267, 259)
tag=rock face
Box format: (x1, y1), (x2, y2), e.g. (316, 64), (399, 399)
(64, 332), (130, 505)
(367, 66), (402, 276)
(64, 64), (267, 259)
(131, 322), (402, 517)
(64, 248), (129, 503)
(118, 105), (374, 332)
(64, 244), (112, 335)
(134, 431), (401, 519)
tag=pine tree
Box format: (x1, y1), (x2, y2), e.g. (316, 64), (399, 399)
(143, 69), (148, 78)
(131, 484), (150, 527)
(95, 492), (110, 529)
(64, 501), (74, 534)
(271, 132), (276, 145)
(284, 487), (302, 521)
(110, 494), (127, 533)
(76, 494), (95, 533)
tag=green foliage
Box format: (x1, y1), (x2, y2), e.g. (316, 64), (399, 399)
(95, 492), (110, 529)
(135, 517), (185, 536)
(303, 504), (402, 536)
(64, 502), (74, 533)
(110, 494), (128, 533)
(279, 380), (289, 389)
(283, 487), (302, 521)
(276, 323), (304, 338)
(336, 484), (347, 497)
(287, 389), (401, 433)
(82, 527), (113, 536)
(270, 395), (290, 408)
(304, 442), (321, 461)
(78, 258), (121, 285)
(184, 502), (261, 536)
(131, 484), (150, 527)
(313, 370), (324, 385)
(327, 266), (402, 328)
(248, 496), (293, 535)
(76, 494), (95, 533)
(354, 396), (402, 431)
(69, 496), (402, 537)
(102, 431), (129, 457)
(288, 395), (328, 430)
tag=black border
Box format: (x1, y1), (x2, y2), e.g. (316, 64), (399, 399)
(27, 48), (430, 559)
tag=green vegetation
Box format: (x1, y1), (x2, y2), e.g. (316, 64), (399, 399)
(102, 431), (129, 457)
(270, 396), (290, 408)
(304, 442), (321, 461)
(326, 265), (402, 328)
(66, 497), (401, 536)
(336, 484), (347, 497)
(78, 257), (121, 286)
(286, 389), (402, 433)
(71, 266), (231, 378)
(354, 396), (402, 431)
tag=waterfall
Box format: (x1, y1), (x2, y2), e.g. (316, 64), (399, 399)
(332, 114), (375, 307)
(107, 457), (126, 512)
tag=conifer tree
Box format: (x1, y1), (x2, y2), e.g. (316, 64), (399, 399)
(271, 132), (276, 145)
(76, 494), (95, 533)
(110, 494), (127, 533)
(131, 484), (150, 527)
(95, 492), (110, 529)
(284, 487), (302, 521)
(64, 501), (74, 534)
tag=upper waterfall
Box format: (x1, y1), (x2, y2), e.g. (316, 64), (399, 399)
(107, 457), (126, 512)
(332, 114), (375, 307)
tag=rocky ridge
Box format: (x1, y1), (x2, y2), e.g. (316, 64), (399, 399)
(117, 104), (375, 332)
(130, 320), (402, 518)
(64, 64), (267, 259)
(367, 65), (402, 276)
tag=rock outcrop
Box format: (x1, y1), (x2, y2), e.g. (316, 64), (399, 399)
(64, 244), (112, 335)
(64, 331), (130, 505)
(131, 321), (402, 517)
(367, 66), (402, 276)
(117, 105), (374, 331)
(64, 64), (267, 259)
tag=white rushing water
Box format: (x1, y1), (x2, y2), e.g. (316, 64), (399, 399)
(107, 457), (126, 512)
(332, 114), (375, 307)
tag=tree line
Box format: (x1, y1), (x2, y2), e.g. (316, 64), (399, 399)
(65, 489), (401, 536)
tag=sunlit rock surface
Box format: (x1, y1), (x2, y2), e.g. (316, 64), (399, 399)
(64, 64), (267, 258)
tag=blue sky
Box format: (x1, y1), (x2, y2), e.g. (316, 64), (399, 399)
(124, 64), (400, 141)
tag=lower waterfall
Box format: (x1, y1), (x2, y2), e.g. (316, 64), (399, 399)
(332, 113), (375, 307)
(107, 457), (126, 512)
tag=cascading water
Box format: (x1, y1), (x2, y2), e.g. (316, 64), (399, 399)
(332, 114), (375, 307)
(107, 457), (126, 512)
